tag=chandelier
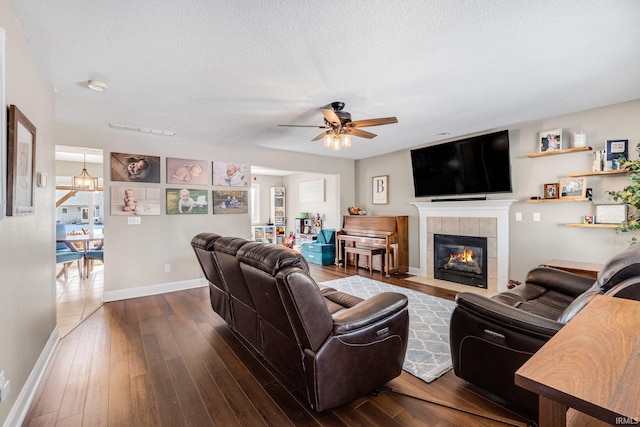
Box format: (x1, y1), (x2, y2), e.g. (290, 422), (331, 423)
(71, 155), (99, 191)
(323, 129), (352, 151)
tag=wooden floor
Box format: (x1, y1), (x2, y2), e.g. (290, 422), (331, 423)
(24, 264), (534, 426)
(56, 264), (104, 337)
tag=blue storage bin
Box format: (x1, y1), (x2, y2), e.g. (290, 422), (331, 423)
(317, 229), (336, 245)
(301, 242), (335, 265)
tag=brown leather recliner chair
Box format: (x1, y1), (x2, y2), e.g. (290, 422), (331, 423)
(449, 245), (640, 416)
(192, 233), (410, 411)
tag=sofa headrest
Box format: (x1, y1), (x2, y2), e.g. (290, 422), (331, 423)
(557, 281), (602, 324)
(598, 244), (640, 292)
(191, 233), (222, 251)
(213, 236), (252, 256)
(238, 242), (309, 276)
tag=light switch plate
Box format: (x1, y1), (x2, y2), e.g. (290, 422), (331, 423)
(533, 212), (541, 222)
(128, 217), (141, 225)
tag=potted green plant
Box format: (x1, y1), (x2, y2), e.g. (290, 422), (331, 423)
(606, 142), (640, 243)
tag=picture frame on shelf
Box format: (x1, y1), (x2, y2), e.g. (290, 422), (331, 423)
(595, 204), (627, 224)
(7, 105), (36, 216)
(539, 128), (563, 152)
(543, 183), (559, 199)
(605, 139), (628, 169)
(372, 175), (388, 204)
(559, 177), (587, 199)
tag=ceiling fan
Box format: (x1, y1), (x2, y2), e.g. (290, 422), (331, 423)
(278, 101), (398, 149)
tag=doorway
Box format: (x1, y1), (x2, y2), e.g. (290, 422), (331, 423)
(55, 145), (104, 337)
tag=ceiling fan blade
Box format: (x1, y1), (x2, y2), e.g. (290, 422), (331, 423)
(348, 117), (398, 128)
(311, 131), (328, 141)
(349, 128), (377, 139)
(278, 124), (329, 128)
(320, 108), (342, 127)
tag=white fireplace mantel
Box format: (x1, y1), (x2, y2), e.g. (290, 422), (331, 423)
(411, 199), (516, 292)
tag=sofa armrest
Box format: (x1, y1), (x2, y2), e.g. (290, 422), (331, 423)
(332, 292), (408, 335)
(455, 292), (563, 339)
(525, 266), (595, 297)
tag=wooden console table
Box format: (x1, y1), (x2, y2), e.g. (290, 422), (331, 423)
(540, 259), (602, 279)
(515, 295), (640, 426)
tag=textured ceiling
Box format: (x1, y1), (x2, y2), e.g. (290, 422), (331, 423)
(10, 0), (640, 160)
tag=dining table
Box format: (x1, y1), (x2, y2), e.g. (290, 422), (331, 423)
(56, 234), (104, 277)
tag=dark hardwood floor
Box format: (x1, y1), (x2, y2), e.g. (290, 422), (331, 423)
(23, 264), (534, 426)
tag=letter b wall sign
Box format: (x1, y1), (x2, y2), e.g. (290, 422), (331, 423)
(372, 175), (388, 205)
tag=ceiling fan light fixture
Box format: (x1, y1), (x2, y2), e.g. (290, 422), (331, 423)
(324, 132), (333, 147)
(332, 135), (342, 150)
(341, 133), (351, 148)
(87, 79), (108, 92)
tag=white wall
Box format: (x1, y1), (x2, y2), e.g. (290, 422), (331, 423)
(0, 1), (57, 423)
(355, 99), (640, 281)
(284, 172), (342, 231)
(54, 122), (355, 297)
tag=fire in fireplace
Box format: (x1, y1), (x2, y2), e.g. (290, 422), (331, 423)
(434, 234), (487, 288)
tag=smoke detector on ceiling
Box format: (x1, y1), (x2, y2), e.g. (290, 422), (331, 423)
(87, 80), (108, 92)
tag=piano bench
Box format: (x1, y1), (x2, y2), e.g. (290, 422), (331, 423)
(344, 246), (385, 275)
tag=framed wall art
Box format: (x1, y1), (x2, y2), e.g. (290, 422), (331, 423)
(213, 190), (248, 214)
(212, 161), (248, 187)
(595, 204), (627, 224)
(110, 152), (161, 183)
(166, 157), (209, 185)
(166, 188), (209, 214)
(110, 186), (161, 216)
(559, 178), (587, 200)
(372, 175), (389, 204)
(7, 105), (36, 216)
(539, 128), (563, 152)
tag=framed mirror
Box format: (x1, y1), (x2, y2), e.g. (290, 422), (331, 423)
(7, 105), (37, 216)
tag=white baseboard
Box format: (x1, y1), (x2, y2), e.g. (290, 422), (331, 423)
(4, 327), (60, 427)
(407, 266), (420, 276)
(102, 278), (207, 302)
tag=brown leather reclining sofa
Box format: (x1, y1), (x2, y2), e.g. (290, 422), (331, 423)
(450, 244), (640, 415)
(191, 233), (410, 411)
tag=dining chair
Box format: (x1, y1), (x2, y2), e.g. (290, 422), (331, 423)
(56, 223), (83, 280)
(85, 248), (104, 275)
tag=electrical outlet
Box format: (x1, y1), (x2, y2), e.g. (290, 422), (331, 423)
(515, 212), (522, 221)
(0, 380), (9, 401)
(164, 264), (171, 273)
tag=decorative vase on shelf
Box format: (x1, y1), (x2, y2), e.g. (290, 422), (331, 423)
(573, 132), (587, 148)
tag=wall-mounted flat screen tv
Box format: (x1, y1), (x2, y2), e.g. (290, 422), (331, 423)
(410, 130), (512, 198)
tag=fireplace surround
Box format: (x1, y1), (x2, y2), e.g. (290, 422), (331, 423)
(412, 200), (516, 292)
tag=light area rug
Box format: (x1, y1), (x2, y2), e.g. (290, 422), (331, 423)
(320, 275), (457, 383)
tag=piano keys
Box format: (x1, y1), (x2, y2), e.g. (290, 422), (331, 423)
(335, 215), (408, 276)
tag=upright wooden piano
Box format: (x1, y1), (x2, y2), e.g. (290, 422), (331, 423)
(335, 215), (409, 276)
